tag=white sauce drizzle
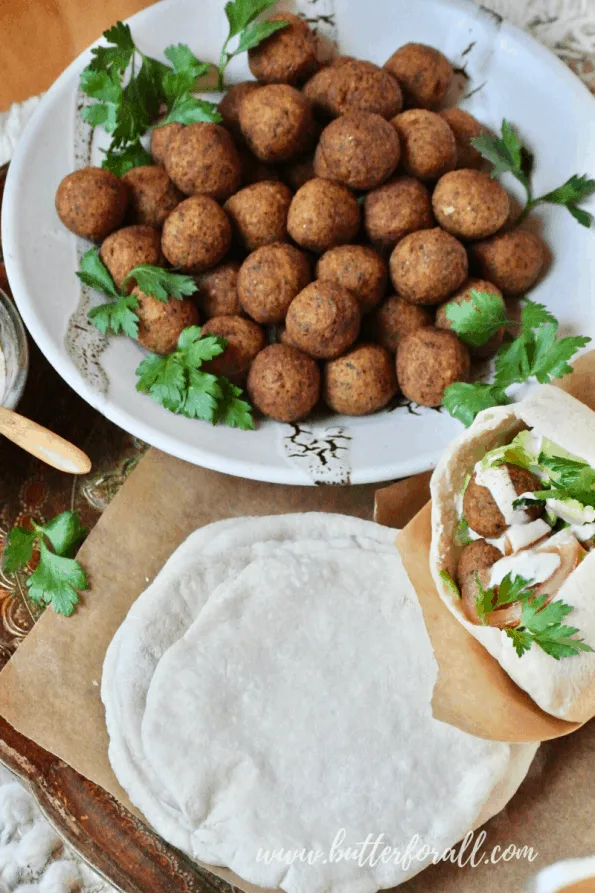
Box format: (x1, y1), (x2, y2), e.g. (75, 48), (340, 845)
(474, 464), (531, 526)
(489, 550), (561, 589)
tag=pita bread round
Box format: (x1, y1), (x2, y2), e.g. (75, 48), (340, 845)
(430, 385), (595, 720)
(103, 514), (536, 893)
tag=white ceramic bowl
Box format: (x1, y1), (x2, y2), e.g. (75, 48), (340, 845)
(3, 0), (595, 483)
(0, 287), (28, 409)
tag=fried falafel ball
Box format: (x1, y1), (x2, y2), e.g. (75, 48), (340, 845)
(435, 278), (505, 358)
(455, 539), (502, 588)
(247, 343), (320, 422)
(303, 59), (403, 120)
(384, 43), (453, 109)
(164, 123), (242, 201)
(472, 228), (547, 295)
(55, 167), (128, 242)
(121, 165), (182, 229)
(198, 261), (242, 318)
(432, 169), (510, 240)
(439, 108), (485, 169)
(324, 343), (398, 415)
(372, 295), (433, 353)
(282, 155), (315, 191)
(392, 110), (456, 182)
(238, 242), (311, 324)
(316, 245), (387, 313)
(239, 84), (315, 163)
(287, 178), (360, 253)
(218, 81), (261, 140)
(285, 281), (361, 359)
(389, 227), (468, 305)
(161, 196), (232, 273)
(201, 315), (266, 377)
(133, 287), (199, 355)
(248, 13), (318, 85)
(224, 181), (293, 251)
(100, 225), (163, 292)
(463, 464), (544, 538)
(314, 113), (400, 191)
(364, 176), (434, 250)
(151, 122), (183, 165)
(396, 327), (470, 406)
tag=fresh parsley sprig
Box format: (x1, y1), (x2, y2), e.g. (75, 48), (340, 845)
(2, 512), (88, 617)
(80, 23), (221, 174)
(77, 247), (198, 338)
(474, 571), (592, 659)
(217, 0), (289, 89)
(443, 297), (591, 426)
(472, 120), (595, 227)
(136, 326), (254, 429)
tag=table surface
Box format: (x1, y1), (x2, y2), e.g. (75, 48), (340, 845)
(1, 1), (595, 891)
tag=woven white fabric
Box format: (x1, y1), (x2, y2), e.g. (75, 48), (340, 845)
(0, 1), (593, 891)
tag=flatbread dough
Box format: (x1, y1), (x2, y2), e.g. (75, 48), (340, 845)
(103, 514), (537, 893)
(430, 385), (595, 720)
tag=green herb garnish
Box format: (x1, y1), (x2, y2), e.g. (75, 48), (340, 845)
(454, 517), (472, 546)
(217, 0), (289, 89)
(472, 120), (595, 227)
(136, 326), (254, 429)
(77, 247), (197, 337)
(2, 512), (88, 617)
(472, 571), (592, 659)
(439, 569), (461, 599)
(443, 298), (590, 427)
(445, 290), (509, 348)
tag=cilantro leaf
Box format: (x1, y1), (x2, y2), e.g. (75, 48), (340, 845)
(88, 21), (135, 77)
(80, 70), (122, 132)
(445, 290), (508, 347)
(471, 120), (527, 184)
(101, 140), (152, 175)
(27, 542), (87, 617)
(218, 0), (289, 88)
(506, 627), (533, 658)
(77, 248), (120, 299)
(164, 44), (211, 80)
(135, 326), (254, 429)
(2, 527), (35, 574)
(539, 174), (595, 227)
(475, 575), (495, 624)
(454, 517), (472, 546)
(538, 454), (595, 508)
(123, 266), (198, 302)
(495, 573), (533, 606)
(89, 295), (140, 338)
(520, 301), (557, 330)
(530, 326), (591, 383)
(236, 18), (290, 53)
(161, 95), (222, 126)
(438, 570), (460, 599)
(518, 595), (593, 659)
(37, 512), (87, 556)
(442, 382), (510, 427)
(216, 377), (255, 430)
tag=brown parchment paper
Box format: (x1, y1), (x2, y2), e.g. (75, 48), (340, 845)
(0, 450), (594, 891)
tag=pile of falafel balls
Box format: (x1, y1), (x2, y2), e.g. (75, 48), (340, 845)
(55, 13), (547, 424)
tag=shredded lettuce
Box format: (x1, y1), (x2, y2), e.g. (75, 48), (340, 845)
(479, 429), (541, 472)
(439, 570), (461, 599)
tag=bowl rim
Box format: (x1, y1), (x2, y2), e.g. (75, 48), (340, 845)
(0, 286), (29, 409)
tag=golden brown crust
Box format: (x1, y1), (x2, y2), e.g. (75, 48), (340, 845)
(247, 343), (321, 421)
(391, 109), (457, 181)
(248, 13), (318, 85)
(201, 315), (266, 377)
(164, 123), (242, 201)
(439, 108), (485, 169)
(303, 59), (403, 119)
(100, 225), (163, 292)
(133, 288), (199, 355)
(372, 295), (433, 353)
(384, 43), (453, 109)
(432, 169), (510, 240)
(455, 540), (502, 588)
(471, 229), (546, 295)
(462, 464), (543, 538)
(239, 84), (315, 163)
(364, 176), (434, 249)
(285, 281), (361, 359)
(121, 165), (182, 229)
(224, 181), (293, 251)
(198, 261), (242, 318)
(389, 227), (468, 305)
(161, 196), (232, 273)
(151, 122), (184, 166)
(287, 178), (360, 253)
(55, 167), (129, 242)
(396, 327), (470, 407)
(218, 81), (261, 140)
(314, 113), (400, 191)
(238, 243), (311, 324)
(316, 245), (387, 313)
(324, 343), (398, 415)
